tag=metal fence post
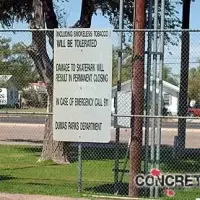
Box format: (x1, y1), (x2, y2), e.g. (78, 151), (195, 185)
(150, 0), (159, 197)
(114, 0), (124, 195)
(78, 143), (82, 193)
(155, 0), (166, 197)
(144, 0), (153, 175)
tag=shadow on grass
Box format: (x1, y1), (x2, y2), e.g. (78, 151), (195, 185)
(163, 159), (200, 173)
(159, 145), (200, 173)
(10, 145), (42, 154)
(16, 143), (128, 162)
(26, 182), (52, 186)
(4, 143), (200, 171)
(138, 145), (200, 173)
(68, 143), (128, 162)
(75, 143), (127, 161)
(84, 145), (200, 196)
(85, 183), (128, 195)
(1, 162), (58, 171)
(85, 183), (164, 197)
(0, 175), (16, 181)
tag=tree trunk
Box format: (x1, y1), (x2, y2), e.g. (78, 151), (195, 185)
(29, 0), (94, 164)
(39, 84), (72, 163)
(28, 0), (72, 164)
(39, 0), (94, 163)
(31, 77), (72, 164)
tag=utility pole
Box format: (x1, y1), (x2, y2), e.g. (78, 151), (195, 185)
(176, 0), (191, 157)
(114, 0), (124, 194)
(128, 0), (145, 197)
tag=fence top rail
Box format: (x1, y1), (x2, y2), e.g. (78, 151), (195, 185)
(112, 114), (200, 120)
(0, 111), (53, 115)
(114, 29), (200, 32)
(1, 28), (200, 32)
(0, 112), (199, 119)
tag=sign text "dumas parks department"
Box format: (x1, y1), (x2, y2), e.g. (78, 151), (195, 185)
(53, 28), (112, 143)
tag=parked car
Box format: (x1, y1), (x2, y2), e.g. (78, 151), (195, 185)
(188, 103), (200, 117)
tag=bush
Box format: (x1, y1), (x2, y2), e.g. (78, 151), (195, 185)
(21, 89), (47, 108)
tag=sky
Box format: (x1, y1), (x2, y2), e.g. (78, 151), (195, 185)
(1, 0), (200, 76)
(164, 0), (200, 74)
(1, 0), (117, 44)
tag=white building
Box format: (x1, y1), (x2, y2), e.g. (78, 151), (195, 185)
(7, 85), (19, 107)
(23, 81), (47, 93)
(0, 77), (19, 107)
(111, 77), (179, 127)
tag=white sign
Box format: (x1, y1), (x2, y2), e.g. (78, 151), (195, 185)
(53, 28), (113, 143)
(0, 88), (7, 105)
(0, 75), (12, 82)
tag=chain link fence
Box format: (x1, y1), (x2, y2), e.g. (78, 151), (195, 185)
(0, 29), (200, 199)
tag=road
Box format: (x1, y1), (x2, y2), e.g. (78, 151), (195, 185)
(0, 123), (200, 148)
(1, 115), (200, 129)
(0, 116), (46, 124)
(0, 115), (200, 148)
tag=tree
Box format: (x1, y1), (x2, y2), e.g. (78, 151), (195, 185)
(21, 88), (47, 108)
(162, 65), (179, 86)
(112, 46), (132, 86)
(0, 0), (182, 44)
(0, 0), (183, 164)
(112, 46), (179, 87)
(95, 0), (182, 46)
(0, 36), (39, 90)
(188, 66), (200, 101)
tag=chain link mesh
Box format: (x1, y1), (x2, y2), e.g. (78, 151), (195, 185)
(0, 29), (200, 199)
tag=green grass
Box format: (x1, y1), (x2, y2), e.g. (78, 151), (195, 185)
(161, 189), (200, 200)
(0, 145), (200, 199)
(0, 145), (121, 197)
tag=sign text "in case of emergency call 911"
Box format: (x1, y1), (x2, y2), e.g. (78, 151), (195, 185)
(53, 28), (113, 143)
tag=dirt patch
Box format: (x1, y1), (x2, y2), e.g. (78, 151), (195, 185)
(0, 193), (87, 200)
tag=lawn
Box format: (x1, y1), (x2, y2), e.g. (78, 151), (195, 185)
(0, 144), (200, 199)
(0, 144), (124, 198)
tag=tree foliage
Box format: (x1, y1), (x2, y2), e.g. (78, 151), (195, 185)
(188, 66), (200, 101)
(112, 46), (132, 86)
(0, 0), (182, 45)
(0, 36), (39, 90)
(0, 0), (33, 27)
(95, 0), (182, 45)
(112, 46), (179, 87)
(162, 65), (179, 86)
(21, 88), (47, 108)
